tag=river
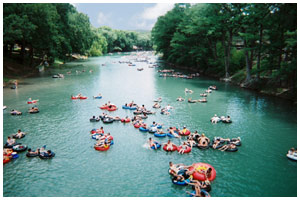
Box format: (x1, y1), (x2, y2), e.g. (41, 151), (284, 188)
(3, 52), (297, 197)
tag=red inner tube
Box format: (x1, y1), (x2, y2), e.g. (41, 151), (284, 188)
(79, 96), (87, 99)
(94, 145), (110, 151)
(188, 162), (216, 181)
(177, 146), (191, 153)
(121, 118), (131, 123)
(71, 96), (79, 100)
(179, 129), (191, 136)
(134, 124), (140, 128)
(100, 106), (108, 109)
(163, 144), (177, 152)
(107, 107), (117, 111)
(3, 159), (11, 164)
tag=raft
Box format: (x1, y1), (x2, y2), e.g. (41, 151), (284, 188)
(163, 144), (177, 152)
(188, 163), (216, 181)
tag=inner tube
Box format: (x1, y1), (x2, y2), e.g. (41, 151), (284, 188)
(188, 163), (216, 181)
(167, 133), (175, 138)
(229, 139), (241, 146)
(79, 96), (87, 100)
(163, 144), (177, 152)
(226, 147), (238, 152)
(71, 96), (78, 100)
(90, 118), (100, 122)
(133, 111), (142, 115)
(198, 145), (209, 149)
(94, 96), (102, 99)
(222, 120), (232, 123)
(179, 129), (191, 136)
(29, 110), (39, 114)
(102, 117), (114, 123)
(188, 190), (210, 197)
(134, 123), (141, 128)
(172, 178), (190, 186)
(151, 142), (161, 149)
(94, 145), (110, 151)
(12, 144), (28, 152)
(287, 153), (297, 161)
(12, 153), (19, 159)
(3, 159), (11, 164)
(121, 118), (131, 123)
(122, 105), (130, 109)
(100, 106), (108, 110)
(107, 107), (117, 111)
(12, 134), (25, 139)
(139, 127), (148, 132)
(129, 107), (137, 110)
(154, 132), (166, 137)
(11, 112), (22, 115)
(4, 142), (21, 148)
(177, 146), (191, 154)
(39, 152), (55, 159)
(26, 152), (39, 157)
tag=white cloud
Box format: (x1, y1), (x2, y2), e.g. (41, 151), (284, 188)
(142, 4), (174, 20)
(97, 12), (109, 26)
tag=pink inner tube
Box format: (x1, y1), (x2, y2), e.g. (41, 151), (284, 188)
(179, 129), (191, 136)
(94, 145), (110, 151)
(163, 144), (177, 152)
(188, 162), (216, 181)
(177, 146), (191, 153)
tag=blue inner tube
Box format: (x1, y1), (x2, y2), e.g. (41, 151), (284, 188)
(151, 142), (161, 149)
(12, 154), (19, 159)
(39, 152), (55, 159)
(26, 152), (39, 157)
(139, 127), (149, 132)
(172, 178), (190, 186)
(122, 105), (129, 109)
(154, 133), (166, 137)
(167, 133), (175, 138)
(94, 96), (102, 99)
(92, 134), (99, 140)
(129, 107), (137, 110)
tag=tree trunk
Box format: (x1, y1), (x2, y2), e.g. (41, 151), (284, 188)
(244, 39), (251, 82)
(256, 24), (263, 79)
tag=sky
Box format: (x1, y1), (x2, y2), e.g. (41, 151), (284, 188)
(73, 3), (174, 31)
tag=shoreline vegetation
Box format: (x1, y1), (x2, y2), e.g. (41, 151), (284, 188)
(3, 3), (296, 103)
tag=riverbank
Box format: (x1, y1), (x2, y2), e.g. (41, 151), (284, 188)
(163, 61), (296, 103)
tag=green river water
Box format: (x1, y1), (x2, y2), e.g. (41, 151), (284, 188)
(3, 52), (297, 197)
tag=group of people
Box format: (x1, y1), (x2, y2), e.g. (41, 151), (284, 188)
(211, 114), (232, 124)
(169, 162), (212, 197)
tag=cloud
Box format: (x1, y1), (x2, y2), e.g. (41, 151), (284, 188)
(141, 3), (174, 20)
(97, 12), (113, 27)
